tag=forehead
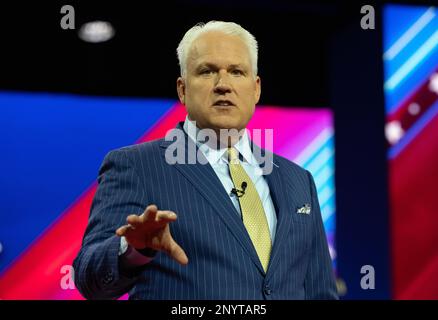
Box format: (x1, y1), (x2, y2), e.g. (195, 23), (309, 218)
(187, 31), (251, 68)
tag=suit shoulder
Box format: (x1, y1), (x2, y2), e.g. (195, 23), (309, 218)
(99, 139), (165, 170)
(107, 138), (165, 158)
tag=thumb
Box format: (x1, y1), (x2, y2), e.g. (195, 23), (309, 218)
(164, 238), (189, 265)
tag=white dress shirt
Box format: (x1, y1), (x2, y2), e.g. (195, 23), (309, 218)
(183, 116), (277, 241)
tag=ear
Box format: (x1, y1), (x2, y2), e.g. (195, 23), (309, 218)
(254, 76), (261, 104)
(177, 77), (186, 105)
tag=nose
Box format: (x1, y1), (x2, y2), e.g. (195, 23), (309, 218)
(214, 71), (232, 95)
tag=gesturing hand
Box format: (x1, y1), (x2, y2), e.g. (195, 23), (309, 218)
(116, 204), (188, 265)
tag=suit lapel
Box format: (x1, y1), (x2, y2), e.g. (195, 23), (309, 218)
(159, 125), (265, 275)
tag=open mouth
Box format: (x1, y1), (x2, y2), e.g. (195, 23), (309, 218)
(213, 100), (235, 107)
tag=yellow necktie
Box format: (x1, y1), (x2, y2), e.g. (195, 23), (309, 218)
(227, 147), (272, 272)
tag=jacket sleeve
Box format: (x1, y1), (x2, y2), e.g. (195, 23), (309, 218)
(73, 148), (148, 300)
(304, 170), (339, 300)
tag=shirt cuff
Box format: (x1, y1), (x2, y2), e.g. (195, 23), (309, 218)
(118, 236), (155, 266)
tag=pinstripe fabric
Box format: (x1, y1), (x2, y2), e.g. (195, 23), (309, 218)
(73, 122), (338, 300)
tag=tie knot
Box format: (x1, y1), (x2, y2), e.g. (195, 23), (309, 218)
(227, 147), (239, 164)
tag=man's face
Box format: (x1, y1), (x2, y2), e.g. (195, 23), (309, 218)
(177, 31), (261, 133)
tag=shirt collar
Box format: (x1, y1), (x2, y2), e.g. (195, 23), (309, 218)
(183, 115), (256, 165)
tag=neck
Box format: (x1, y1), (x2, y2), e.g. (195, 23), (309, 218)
(212, 128), (245, 149)
(186, 117), (246, 149)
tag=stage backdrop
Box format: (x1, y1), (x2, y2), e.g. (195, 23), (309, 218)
(383, 4), (438, 299)
(0, 91), (335, 299)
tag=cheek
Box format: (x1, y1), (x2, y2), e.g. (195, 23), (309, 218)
(188, 84), (212, 102)
(248, 104), (256, 118)
(241, 86), (257, 104)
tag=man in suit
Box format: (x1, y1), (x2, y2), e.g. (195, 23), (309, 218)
(73, 21), (338, 300)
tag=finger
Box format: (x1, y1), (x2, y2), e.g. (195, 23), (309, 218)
(115, 224), (131, 237)
(165, 239), (189, 265)
(126, 214), (143, 229)
(126, 214), (141, 226)
(155, 211), (177, 223)
(143, 204), (158, 222)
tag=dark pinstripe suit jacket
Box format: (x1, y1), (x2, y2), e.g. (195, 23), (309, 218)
(73, 123), (338, 300)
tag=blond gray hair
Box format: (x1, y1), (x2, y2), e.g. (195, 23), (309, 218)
(176, 21), (258, 78)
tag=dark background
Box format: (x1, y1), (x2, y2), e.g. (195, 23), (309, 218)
(1, 1), (343, 106)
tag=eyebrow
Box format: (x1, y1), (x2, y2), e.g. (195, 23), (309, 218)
(195, 63), (247, 71)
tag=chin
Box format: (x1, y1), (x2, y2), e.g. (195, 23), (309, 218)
(212, 120), (243, 131)
(209, 115), (245, 130)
